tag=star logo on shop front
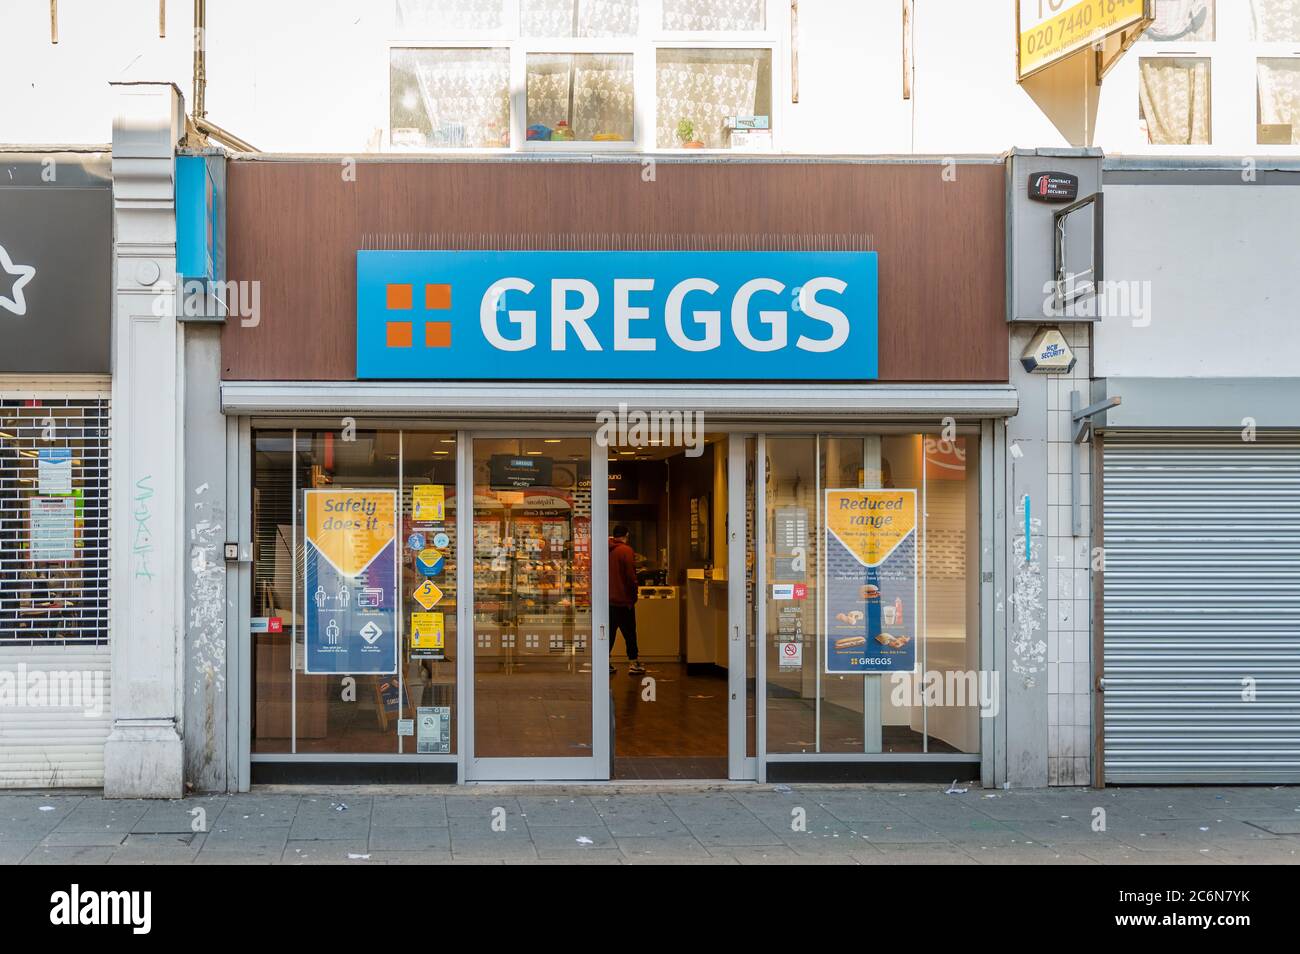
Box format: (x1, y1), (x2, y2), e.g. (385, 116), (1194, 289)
(0, 244), (36, 317)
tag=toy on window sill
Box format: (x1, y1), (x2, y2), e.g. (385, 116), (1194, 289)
(549, 120), (576, 141)
(526, 123), (552, 141)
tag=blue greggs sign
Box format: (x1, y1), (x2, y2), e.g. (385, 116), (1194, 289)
(356, 250), (878, 380)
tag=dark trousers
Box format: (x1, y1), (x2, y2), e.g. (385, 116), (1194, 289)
(609, 604), (639, 660)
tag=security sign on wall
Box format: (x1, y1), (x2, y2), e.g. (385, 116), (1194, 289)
(1021, 325), (1077, 373)
(356, 250), (878, 380)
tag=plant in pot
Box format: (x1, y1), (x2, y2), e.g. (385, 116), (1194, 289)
(676, 118), (705, 148)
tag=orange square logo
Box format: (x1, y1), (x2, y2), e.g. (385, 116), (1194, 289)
(425, 321), (452, 348)
(386, 284), (413, 309)
(425, 284), (451, 310)
(386, 321), (413, 348)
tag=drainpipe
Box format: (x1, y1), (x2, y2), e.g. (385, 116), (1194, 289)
(185, 0), (258, 151)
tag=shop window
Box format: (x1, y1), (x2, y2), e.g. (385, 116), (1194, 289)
(251, 428), (458, 756)
(394, 0), (510, 32)
(1251, 0), (1300, 41)
(764, 434), (980, 756)
(526, 53), (635, 142)
(1142, 0), (1216, 41)
(521, 0), (639, 37)
(1258, 58), (1300, 143)
(655, 48), (772, 149)
(389, 47), (511, 148)
(0, 400), (110, 645)
(1138, 57), (1212, 144)
(662, 0), (765, 32)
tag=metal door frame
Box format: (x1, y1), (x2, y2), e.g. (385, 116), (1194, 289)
(728, 436), (758, 780)
(462, 431), (609, 781)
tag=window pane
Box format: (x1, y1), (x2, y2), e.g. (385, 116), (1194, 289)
(252, 429), (294, 753)
(395, 0), (509, 31)
(522, 0), (639, 37)
(527, 53), (634, 142)
(1259, 58), (1300, 144)
(400, 432), (459, 755)
(1138, 57), (1211, 144)
(1142, 0), (1215, 41)
(1252, 0), (1300, 41)
(663, 0), (765, 31)
(389, 48), (510, 149)
(764, 435), (981, 757)
(656, 48), (772, 149)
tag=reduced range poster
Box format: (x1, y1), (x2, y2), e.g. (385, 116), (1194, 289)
(304, 489), (398, 675)
(824, 488), (918, 674)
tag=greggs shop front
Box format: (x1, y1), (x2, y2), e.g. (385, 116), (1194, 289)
(217, 156), (1016, 785)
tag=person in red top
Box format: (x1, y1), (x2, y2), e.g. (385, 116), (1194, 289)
(608, 525), (644, 675)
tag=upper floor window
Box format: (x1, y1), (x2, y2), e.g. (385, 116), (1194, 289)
(662, 0), (765, 32)
(1258, 57), (1300, 142)
(655, 48), (772, 148)
(1251, 0), (1300, 40)
(390, 47), (511, 148)
(1142, 0), (1216, 42)
(1139, 57), (1212, 144)
(387, 0), (778, 151)
(521, 0), (639, 37)
(526, 53), (635, 142)
(396, 0), (510, 32)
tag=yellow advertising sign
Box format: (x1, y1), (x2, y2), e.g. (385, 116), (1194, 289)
(413, 579), (444, 610)
(411, 612), (445, 651)
(825, 489), (917, 567)
(305, 490), (397, 577)
(412, 484), (445, 522)
(1018, 0), (1148, 79)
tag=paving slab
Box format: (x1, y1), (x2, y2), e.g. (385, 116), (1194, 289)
(367, 826), (452, 851)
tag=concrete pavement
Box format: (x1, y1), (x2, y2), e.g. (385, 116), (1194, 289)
(2, 783), (1298, 865)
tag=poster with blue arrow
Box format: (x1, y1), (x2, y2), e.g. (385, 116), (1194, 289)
(304, 489), (398, 675)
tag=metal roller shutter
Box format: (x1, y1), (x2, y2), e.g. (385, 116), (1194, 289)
(0, 396), (112, 788)
(1102, 431), (1300, 783)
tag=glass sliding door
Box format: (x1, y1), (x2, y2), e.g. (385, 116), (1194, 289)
(465, 434), (608, 779)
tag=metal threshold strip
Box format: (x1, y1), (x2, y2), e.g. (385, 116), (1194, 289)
(220, 380), (1018, 422)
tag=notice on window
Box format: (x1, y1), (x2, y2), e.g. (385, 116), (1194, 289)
(304, 489), (398, 675)
(417, 706), (451, 754)
(773, 506), (809, 581)
(30, 496), (76, 562)
(410, 611), (445, 659)
(823, 489), (918, 674)
(37, 448), (73, 495)
(412, 484), (445, 523)
(1017, 0), (1148, 79)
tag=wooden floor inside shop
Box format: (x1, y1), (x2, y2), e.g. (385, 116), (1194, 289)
(611, 661), (729, 778)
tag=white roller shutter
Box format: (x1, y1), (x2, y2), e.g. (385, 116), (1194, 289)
(1102, 431), (1300, 783)
(0, 394), (112, 788)
(0, 645), (111, 787)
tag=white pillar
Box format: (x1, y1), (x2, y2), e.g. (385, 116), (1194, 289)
(104, 82), (186, 798)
